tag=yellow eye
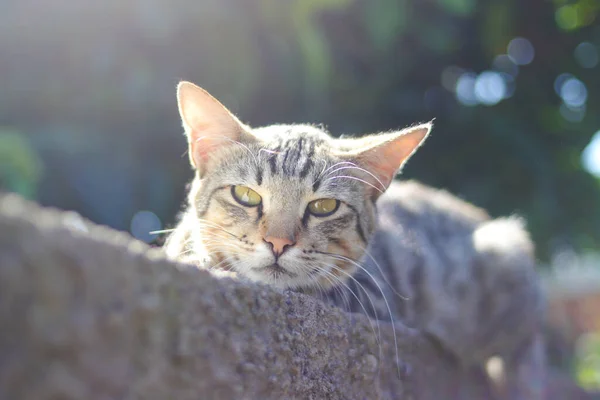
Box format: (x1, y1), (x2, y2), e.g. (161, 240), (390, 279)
(231, 185), (262, 207)
(307, 198), (340, 217)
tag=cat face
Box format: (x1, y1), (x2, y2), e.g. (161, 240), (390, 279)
(176, 82), (430, 290)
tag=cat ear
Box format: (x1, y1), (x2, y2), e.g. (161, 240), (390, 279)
(336, 122), (432, 193)
(177, 81), (252, 172)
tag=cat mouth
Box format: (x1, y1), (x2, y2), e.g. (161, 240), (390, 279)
(259, 263), (297, 278)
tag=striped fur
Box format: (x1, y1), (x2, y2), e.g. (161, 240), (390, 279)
(165, 82), (544, 397)
(166, 123), (379, 290)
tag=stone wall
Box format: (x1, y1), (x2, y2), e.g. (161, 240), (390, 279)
(0, 194), (593, 399)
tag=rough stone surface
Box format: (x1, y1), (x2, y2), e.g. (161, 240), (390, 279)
(0, 194), (594, 399)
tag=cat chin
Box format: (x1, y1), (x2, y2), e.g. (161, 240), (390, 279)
(242, 268), (316, 291)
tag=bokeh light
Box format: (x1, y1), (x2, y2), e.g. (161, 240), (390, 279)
(554, 73), (574, 95)
(555, 2), (597, 31)
(507, 37), (535, 66)
(555, 5), (579, 30)
(455, 72), (478, 106)
(582, 130), (600, 177)
(441, 65), (465, 92)
(474, 71), (506, 106)
(560, 77), (588, 108)
(130, 210), (162, 243)
(560, 103), (586, 123)
(493, 54), (519, 77)
(437, 0), (476, 16)
(574, 42), (599, 69)
(454, 70), (509, 106)
(500, 73), (516, 98)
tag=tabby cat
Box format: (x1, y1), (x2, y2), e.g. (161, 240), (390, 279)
(165, 82), (544, 399)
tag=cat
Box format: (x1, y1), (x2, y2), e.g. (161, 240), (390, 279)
(165, 81), (545, 399)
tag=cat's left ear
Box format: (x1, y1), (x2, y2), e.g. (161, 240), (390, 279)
(177, 81), (254, 174)
(337, 122), (432, 194)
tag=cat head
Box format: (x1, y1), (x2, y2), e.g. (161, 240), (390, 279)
(176, 81), (431, 290)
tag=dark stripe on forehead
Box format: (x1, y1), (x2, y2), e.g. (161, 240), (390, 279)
(296, 138), (303, 160)
(299, 159), (313, 179)
(312, 177), (321, 192)
(299, 140), (315, 179)
(346, 204), (368, 244)
(266, 133), (326, 179)
(236, 164), (249, 180)
(288, 138), (303, 176)
(281, 146), (292, 175)
(268, 146), (280, 174)
(255, 165), (263, 185)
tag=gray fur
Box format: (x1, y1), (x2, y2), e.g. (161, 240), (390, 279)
(166, 83), (544, 398)
(167, 124), (542, 349)
(322, 181), (543, 363)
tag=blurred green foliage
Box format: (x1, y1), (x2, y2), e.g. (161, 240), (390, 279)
(0, 0), (599, 258)
(0, 129), (42, 199)
(575, 332), (600, 390)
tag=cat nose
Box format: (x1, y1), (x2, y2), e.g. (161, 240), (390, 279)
(264, 236), (296, 257)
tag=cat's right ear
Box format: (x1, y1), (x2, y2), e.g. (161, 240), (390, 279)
(177, 81), (251, 173)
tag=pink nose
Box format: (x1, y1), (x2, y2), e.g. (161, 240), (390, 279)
(264, 236), (296, 257)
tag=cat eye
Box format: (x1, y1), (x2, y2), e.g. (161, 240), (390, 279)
(307, 198), (340, 217)
(231, 185), (262, 207)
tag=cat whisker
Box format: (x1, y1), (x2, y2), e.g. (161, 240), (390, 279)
(195, 220), (240, 240)
(175, 248), (195, 258)
(315, 159), (329, 181)
(221, 255), (252, 273)
(317, 161), (357, 180)
(200, 236), (246, 251)
(325, 164), (386, 191)
(321, 273), (351, 314)
(315, 264), (363, 317)
(358, 245), (410, 301)
(176, 237), (194, 247)
(196, 218), (234, 230)
(202, 241), (244, 252)
(318, 262), (382, 326)
(305, 271), (366, 343)
(208, 256), (234, 271)
(304, 260), (351, 313)
(201, 234), (253, 251)
(314, 265), (374, 315)
(198, 229), (238, 239)
(196, 228), (236, 240)
(305, 272), (328, 306)
(149, 228), (176, 235)
(324, 175), (384, 194)
(207, 250), (250, 273)
(258, 148), (281, 156)
(320, 253), (401, 378)
(194, 135), (259, 166)
(316, 262), (385, 376)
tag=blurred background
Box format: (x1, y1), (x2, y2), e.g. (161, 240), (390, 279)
(1, 0), (599, 390)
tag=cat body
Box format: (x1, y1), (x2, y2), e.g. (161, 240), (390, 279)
(324, 180), (542, 365)
(165, 82), (544, 398)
